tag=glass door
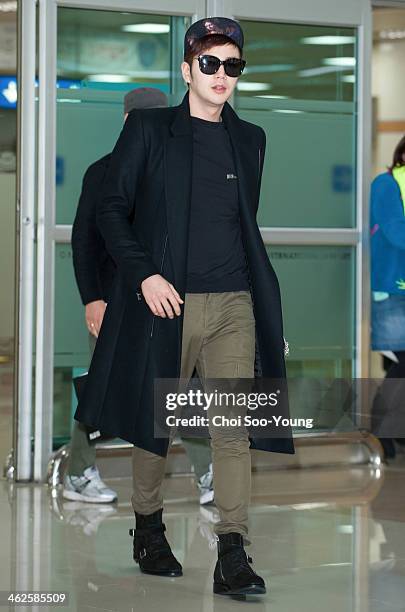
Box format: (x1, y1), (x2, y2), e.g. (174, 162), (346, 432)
(210, 0), (372, 432)
(32, 0), (204, 479)
(215, 2), (372, 609)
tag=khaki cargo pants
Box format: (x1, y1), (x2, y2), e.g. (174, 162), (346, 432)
(131, 290), (255, 536)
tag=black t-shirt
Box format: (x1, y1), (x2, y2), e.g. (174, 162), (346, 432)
(186, 115), (250, 293)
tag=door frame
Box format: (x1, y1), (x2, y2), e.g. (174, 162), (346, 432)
(19, 0), (205, 481)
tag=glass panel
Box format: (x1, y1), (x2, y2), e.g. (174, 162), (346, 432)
(267, 245), (356, 433)
(53, 8), (188, 445)
(54, 243), (89, 445)
(56, 8), (189, 225)
(0, 7), (17, 458)
(268, 245), (355, 374)
(56, 88), (128, 226)
(235, 20), (357, 228)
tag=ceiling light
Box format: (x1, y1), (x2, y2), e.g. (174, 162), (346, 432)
(301, 36), (355, 45)
(0, 1), (17, 11)
(273, 109), (302, 114)
(337, 525), (354, 534)
(256, 94), (288, 99)
(87, 74), (131, 83)
(379, 29), (405, 40)
(237, 82), (271, 92)
(86, 71), (170, 81)
(122, 23), (170, 34)
(299, 66), (347, 77)
(323, 57), (356, 67)
(244, 64), (295, 74)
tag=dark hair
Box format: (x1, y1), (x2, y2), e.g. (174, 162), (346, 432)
(388, 134), (405, 172)
(184, 33), (242, 70)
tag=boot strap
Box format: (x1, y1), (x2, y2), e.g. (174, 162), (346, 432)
(129, 524), (166, 538)
(218, 546), (254, 565)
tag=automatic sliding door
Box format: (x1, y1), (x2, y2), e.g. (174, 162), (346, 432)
(232, 17), (361, 435)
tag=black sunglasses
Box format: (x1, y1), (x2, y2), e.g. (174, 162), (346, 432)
(195, 54), (246, 77)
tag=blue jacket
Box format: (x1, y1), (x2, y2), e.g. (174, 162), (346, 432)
(370, 172), (405, 293)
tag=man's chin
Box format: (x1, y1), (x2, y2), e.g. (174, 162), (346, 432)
(205, 91), (231, 107)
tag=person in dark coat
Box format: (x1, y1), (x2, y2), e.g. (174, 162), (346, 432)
(75, 17), (294, 595)
(68, 87), (214, 505)
(64, 148), (118, 503)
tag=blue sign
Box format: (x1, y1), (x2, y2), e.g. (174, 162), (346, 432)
(0, 76), (17, 109)
(56, 156), (65, 186)
(332, 165), (353, 193)
(0, 76), (81, 109)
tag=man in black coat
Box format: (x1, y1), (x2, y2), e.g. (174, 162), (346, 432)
(75, 17), (294, 595)
(69, 87), (214, 506)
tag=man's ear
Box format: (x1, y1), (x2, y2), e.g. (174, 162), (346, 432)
(181, 60), (191, 85)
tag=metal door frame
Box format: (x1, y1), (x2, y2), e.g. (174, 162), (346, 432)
(15, 0), (37, 481)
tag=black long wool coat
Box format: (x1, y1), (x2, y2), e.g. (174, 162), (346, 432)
(74, 91), (295, 457)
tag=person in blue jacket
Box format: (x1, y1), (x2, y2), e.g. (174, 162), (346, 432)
(370, 134), (405, 459)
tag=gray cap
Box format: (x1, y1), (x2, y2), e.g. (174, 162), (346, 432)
(124, 87), (168, 113)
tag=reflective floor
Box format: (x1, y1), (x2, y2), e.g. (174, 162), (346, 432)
(1, 453), (405, 612)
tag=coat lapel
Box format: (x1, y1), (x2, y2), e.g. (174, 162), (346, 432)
(164, 92), (193, 294)
(221, 100), (259, 219)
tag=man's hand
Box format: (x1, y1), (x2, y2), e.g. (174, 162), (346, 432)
(85, 300), (107, 337)
(141, 275), (184, 318)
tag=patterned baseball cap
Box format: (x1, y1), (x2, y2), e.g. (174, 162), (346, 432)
(184, 17), (244, 58)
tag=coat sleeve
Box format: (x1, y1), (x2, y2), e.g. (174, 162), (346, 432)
(71, 162), (105, 305)
(372, 176), (405, 250)
(96, 111), (160, 292)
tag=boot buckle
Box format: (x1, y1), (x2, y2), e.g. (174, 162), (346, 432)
(139, 547), (147, 560)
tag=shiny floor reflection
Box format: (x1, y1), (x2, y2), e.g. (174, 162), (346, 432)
(1, 455), (405, 612)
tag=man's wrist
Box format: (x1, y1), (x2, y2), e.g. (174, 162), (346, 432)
(84, 296), (104, 306)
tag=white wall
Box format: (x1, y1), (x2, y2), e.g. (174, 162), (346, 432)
(372, 19), (405, 174)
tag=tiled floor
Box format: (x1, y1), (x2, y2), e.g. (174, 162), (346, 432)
(1, 453), (405, 612)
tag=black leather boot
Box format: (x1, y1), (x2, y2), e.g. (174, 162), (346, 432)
(213, 532), (266, 596)
(129, 508), (182, 576)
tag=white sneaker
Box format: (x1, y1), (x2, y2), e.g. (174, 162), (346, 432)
(197, 463), (214, 506)
(63, 466), (117, 503)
